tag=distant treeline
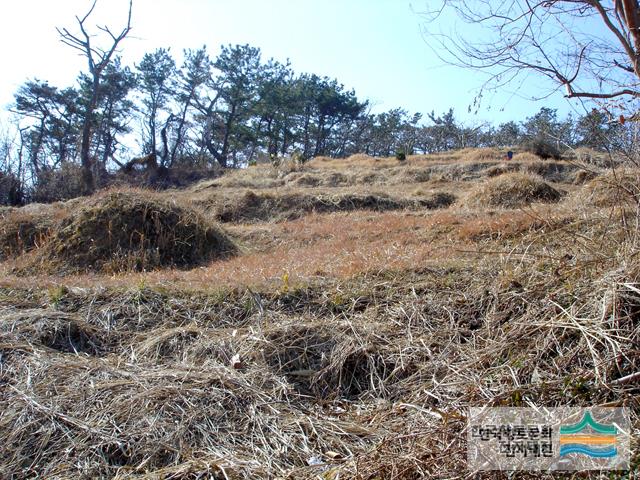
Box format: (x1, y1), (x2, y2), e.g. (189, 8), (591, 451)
(0, 43), (632, 204)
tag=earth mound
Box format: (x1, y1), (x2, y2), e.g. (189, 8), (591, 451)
(32, 191), (236, 273)
(466, 172), (562, 208)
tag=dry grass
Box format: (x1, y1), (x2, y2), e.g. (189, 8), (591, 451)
(16, 189), (236, 274)
(577, 168), (640, 207)
(461, 147), (506, 162)
(1, 209), (465, 290)
(465, 172), (563, 208)
(310, 153), (386, 169)
(0, 210), (53, 260)
(191, 148), (579, 195)
(483, 163), (519, 177)
(573, 169), (599, 185)
(1, 230), (638, 477)
(571, 147), (618, 168)
(212, 190), (455, 223)
(512, 151), (541, 163)
(0, 202), (72, 260)
(458, 207), (573, 241)
(0, 147), (639, 479)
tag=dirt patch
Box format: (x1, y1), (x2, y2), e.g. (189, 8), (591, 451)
(466, 172), (562, 208)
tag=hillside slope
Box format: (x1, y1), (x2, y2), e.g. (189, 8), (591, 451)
(0, 149), (637, 478)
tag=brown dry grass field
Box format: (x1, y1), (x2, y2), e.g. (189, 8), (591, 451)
(0, 148), (638, 478)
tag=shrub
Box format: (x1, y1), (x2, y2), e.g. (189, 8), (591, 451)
(395, 149), (407, 161)
(31, 163), (108, 203)
(0, 171), (24, 206)
(521, 138), (561, 160)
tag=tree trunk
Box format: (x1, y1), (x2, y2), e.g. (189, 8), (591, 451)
(205, 138), (227, 168)
(80, 78), (99, 195)
(170, 92), (194, 166)
(160, 120), (170, 167)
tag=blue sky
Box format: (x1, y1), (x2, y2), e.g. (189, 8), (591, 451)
(0, 0), (588, 127)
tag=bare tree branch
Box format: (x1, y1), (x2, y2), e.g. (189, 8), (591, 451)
(422, 1), (640, 114)
(57, 0), (133, 194)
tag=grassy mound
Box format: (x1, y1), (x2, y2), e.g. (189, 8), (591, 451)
(285, 171), (352, 188)
(522, 160), (577, 182)
(33, 191), (236, 273)
(461, 147), (505, 162)
(215, 190), (455, 223)
(286, 173), (322, 187)
(483, 163), (520, 178)
(511, 152), (540, 162)
(579, 169), (640, 207)
(0, 210), (53, 260)
(466, 172), (562, 208)
(573, 169), (599, 185)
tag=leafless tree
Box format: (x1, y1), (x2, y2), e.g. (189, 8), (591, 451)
(57, 0), (132, 194)
(422, 1), (640, 117)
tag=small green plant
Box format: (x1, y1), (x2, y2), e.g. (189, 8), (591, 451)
(511, 389), (523, 406)
(248, 158), (257, 167)
(291, 149), (304, 164)
(281, 271), (290, 293)
(136, 277), (147, 292)
(564, 376), (592, 400)
(329, 292), (347, 313)
(395, 149), (407, 161)
(48, 285), (68, 308)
